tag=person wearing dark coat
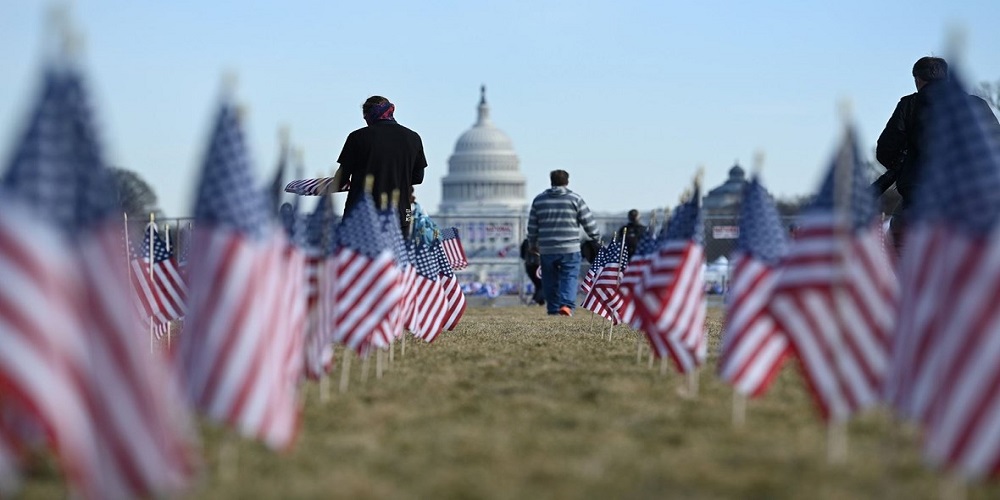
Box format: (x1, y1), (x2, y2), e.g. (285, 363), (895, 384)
(874, 56), (998, 252)
(616, 209), (646, 262)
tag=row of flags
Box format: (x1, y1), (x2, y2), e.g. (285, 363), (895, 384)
(581, 184), (708, 374)
(576, 69), (1000, 481)
(0, 58), (472, 497)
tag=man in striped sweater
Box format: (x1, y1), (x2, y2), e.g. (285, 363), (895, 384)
(526, 170), (601, 316)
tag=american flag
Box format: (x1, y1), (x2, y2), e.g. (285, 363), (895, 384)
(408, 240), (449, 342)
(581, 241), (625, 324)
(718, 176), (791, 397)
(635, 186), (706, 373)
(0, 200), (104, 498)
(178, 101), (301, 450)
(619, 228), (658, 329)
(434, 239), (467, 331)
(301, 196), (336, 380)
(768, 127), (897, 422)
(284, 176), (351, 196)
(3, 67), (196, 497)
(884, 74), (1000, 478)
(370, 205), (410, 347)
(129, 223), (187, 332)
(330, 195), (402, 353)
(440, 226), (468, 270)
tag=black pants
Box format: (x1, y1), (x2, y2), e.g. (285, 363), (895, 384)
(525, 263), (544, 305)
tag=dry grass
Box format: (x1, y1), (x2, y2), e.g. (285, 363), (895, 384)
(19, 306), (1000, 499)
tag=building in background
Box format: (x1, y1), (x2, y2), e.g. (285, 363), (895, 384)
(435, 86), (528, 286)
(702, 163), (749, 262)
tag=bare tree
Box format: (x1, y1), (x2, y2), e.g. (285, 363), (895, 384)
(110, 167), (161, 219)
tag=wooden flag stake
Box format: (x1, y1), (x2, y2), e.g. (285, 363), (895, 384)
(401, 332), (407, 358)
(319, 375), (330, 404)
(825, 104), (854, 465)
(376, 348), (384, 380)
(360, 348), (371, 385)
(827, 420), (848, 464)
(647, 348), (655, 369)
(687, 370), (700, 398)
(218, 436), (240, 483)
(339, 349), (352, 394)
(940, 471), (968, 500)
(732, 391), (747, 428)
(164, 222), (172, 350)
(148, 213), (156, 352)
(389, 338), (395, 365)
(660, 358), (668, 376)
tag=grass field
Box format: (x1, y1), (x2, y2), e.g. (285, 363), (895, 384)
(19, 306), (1000, 499)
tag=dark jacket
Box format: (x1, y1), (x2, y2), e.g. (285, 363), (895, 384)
(875, 82), (998, 208)
(875, 87), (931, 208)
(617, 221), (646, 260)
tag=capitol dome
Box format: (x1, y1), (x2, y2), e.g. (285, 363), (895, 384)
(439, 86), (527, 214)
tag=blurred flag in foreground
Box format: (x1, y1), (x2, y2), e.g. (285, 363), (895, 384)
(885, 72), (1000, 478)
(178, 100), (301, 450)
(2, 66), (196, 498)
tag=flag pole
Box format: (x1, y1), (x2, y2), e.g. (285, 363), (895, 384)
(149, 212), (157, 352)
(389, 190), (402, 367)
(338, 348), (352, 394)
(608, 228), (628, 341)
(827, 101), (854, 465)
(360, 347), (371, 386)
(164, 221), (172, 351)
(732, 390), (747, 428)
(686, 170), (704, 399)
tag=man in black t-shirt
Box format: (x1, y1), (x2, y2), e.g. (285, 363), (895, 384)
(334, 95), (427, 232)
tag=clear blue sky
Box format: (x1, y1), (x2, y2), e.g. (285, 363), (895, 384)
(2, 1), (999, 218)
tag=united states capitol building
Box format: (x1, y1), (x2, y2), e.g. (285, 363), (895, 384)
(432, 87), (529, 285)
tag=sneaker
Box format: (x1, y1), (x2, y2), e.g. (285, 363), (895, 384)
(558, 306), (573, 317)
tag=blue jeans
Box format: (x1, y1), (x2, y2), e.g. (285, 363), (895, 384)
(540, 252), (581, 314)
